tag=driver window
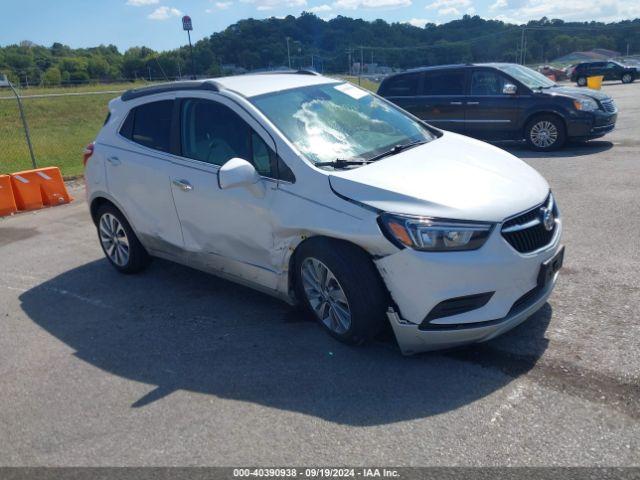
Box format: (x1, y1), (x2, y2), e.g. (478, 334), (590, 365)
(470, 70), (509, 95)
(181, 98), (290, 180)
(181, 99), (250, 166)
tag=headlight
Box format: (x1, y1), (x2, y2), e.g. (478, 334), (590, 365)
(379, 213), (493, 251)
(573, 98), (599, 111)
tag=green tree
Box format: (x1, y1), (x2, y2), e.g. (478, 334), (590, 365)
(43, 66), (62, 86)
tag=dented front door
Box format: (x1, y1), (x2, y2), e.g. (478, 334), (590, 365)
(168, 94), (281, 290)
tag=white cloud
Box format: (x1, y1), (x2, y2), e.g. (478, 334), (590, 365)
(489, 0), (640, 23)
(332, 0), (411, 9)
(309, 3), (333, 11)
(425, 0), (472, 15)
(240, 0), (307, 10)
(148, 6), (183, 20)
(207, 0), (233, 10)
(404, 17), (430, 27)
(126, 0), (159, 5)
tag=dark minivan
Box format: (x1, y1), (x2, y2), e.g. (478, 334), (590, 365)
(570, 61), (637, 86)
(378, 63), (618, 151)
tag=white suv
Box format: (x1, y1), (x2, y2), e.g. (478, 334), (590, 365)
(84, 71), (563, 354)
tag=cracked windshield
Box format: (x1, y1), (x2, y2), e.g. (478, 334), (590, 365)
(251, 82), (436, 165)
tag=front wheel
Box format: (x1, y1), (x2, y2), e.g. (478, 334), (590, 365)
(576, 76), (587, 87)
(96, 204), (150, 274)
(622, 73), (633, 84)
(294, 238), (388, 345)
(525, 115), (566, 151)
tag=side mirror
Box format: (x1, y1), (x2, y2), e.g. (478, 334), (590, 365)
(218, 157), (262, 192)
(503, 83), (517, 95)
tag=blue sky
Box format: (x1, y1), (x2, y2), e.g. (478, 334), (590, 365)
(3, 0), (639, 52)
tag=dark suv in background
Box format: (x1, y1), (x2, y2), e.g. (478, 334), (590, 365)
(378, 63), (618, 151)
(570, 61), (637, 86)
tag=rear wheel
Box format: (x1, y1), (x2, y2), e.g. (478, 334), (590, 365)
(96, 204), (150, 274)
(525, 115), (566, 151)
(622, 73), (633, 84)
(294, 238), (388, 345)
(577, 76), (587, 87)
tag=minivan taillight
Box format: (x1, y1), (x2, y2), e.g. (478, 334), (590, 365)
(83, 142), (95, 167)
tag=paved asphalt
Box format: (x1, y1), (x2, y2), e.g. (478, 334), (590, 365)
(0, 82), (638, 467)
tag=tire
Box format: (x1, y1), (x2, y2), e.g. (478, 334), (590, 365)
(622, 73), (633, 84)
(294, 238), (388, 345)
(96, 204), (150, 274)
(525, 114), (566, 151)
(577, 76), (587, 87)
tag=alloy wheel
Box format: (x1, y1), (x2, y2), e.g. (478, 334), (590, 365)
(300, 257), (352, 334)
(622, 73), (632, 83)
(99, 213), (130, 267)
(530, 120), (558, 149)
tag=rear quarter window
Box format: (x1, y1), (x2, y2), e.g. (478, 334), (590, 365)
(380, 72), (422, 97)
(120, 100), (174, 153)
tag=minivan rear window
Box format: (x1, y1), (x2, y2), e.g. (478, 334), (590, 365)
(122, 100), (173, 153)
(380, 72), (422, 97)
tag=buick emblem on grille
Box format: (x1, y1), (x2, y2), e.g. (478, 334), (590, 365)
(540, 207), (555, 231)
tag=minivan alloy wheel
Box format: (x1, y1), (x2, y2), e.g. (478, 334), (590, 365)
(300, 257), (352, 334)
(99, 213), (130, 267)
(529, 120), (558, 148)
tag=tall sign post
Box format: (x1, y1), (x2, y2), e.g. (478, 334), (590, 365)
(182, 15), (196, 80)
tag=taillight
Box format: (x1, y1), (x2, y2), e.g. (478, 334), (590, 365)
(83, 142), (95, 167)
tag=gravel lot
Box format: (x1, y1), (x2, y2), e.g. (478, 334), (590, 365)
(0, 81), (638, 466)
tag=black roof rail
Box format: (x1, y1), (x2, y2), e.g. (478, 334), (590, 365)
(121, 80), (221, 101)
(248, 69), (322, 76)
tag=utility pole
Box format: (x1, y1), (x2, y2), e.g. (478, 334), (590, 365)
(627, 42), (630, 56)
(347, 48), (352, 76)
(286, 37), (292, 69)
(148, 65), (152, 81)
(359, 46), (364, 86)
(519, 27), (525, 64)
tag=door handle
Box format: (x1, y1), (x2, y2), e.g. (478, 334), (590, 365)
(106, 156), (121, 165)
(172, 179), (193, 192)
(466, 101), (480, 105)
(450, 101), (463, 105)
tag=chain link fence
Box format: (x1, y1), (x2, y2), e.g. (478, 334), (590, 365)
(0, 81), (128, 178)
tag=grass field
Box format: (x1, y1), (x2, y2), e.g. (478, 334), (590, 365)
(0, 82), (151, 178)
(0, 77), (380, 178)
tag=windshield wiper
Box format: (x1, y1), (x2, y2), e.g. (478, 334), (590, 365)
(365, 139), (428, 162)
(315, 158), (372, 169)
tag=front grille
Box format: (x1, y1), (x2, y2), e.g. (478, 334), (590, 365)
(600, 99), (616, 113)
(501, 194), (557, 254)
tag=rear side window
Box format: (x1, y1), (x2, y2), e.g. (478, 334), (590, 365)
(423, 70), (466, 95)
(380, 72), (422, 97)
(120, 100), (173, 153)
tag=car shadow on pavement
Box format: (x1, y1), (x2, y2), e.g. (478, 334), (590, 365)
(19, 258), (551, 426)
(499, 140), (613, 159)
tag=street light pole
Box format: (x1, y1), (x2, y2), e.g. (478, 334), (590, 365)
(286, 37), (292, 69)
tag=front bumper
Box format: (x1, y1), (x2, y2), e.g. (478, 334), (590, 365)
(566, 110), (617, 139)
(375, 220), (563, 355)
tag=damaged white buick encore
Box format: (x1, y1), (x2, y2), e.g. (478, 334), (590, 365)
(85, 71), (564, 354)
